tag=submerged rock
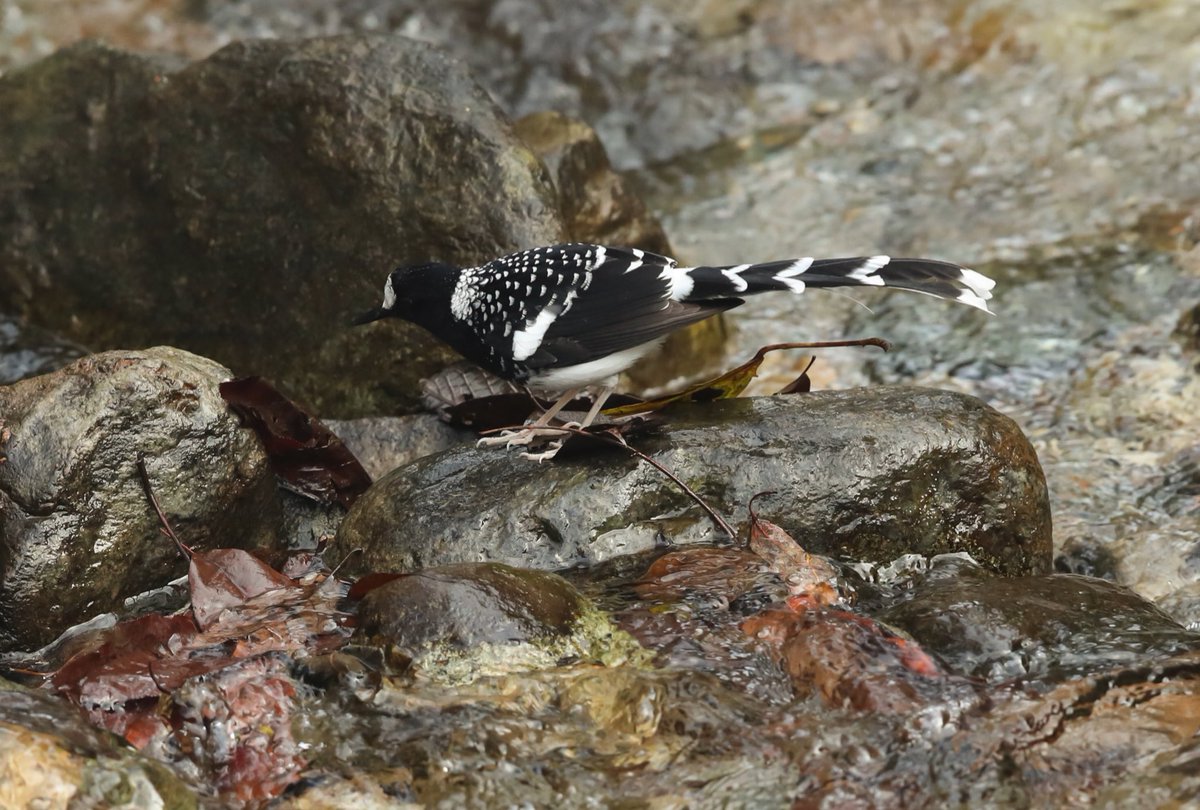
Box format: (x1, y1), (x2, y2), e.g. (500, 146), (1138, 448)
(0, 347), (283, 652)
(354, 562), (646, 682)
(338, 387), (1051, 577)
(356, 563), (586, 653)
(879, 567), (1200, 687)
(0, 36), (563, 417)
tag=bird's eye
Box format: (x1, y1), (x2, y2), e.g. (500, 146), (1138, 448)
(383, 276), (397, 309)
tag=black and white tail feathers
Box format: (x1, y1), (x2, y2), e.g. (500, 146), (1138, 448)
(672, 255), (995, 313)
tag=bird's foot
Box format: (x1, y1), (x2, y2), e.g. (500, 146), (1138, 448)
(477, 425), (570, 449)
(476, 429), (534, 448)
(519, 439), (565, 462)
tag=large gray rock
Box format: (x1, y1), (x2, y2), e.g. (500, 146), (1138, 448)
(324, 415), (466, 480)
(0, 36), (563, 417)
(0, 347), (283, 652)
(337, 387), (1052, 578)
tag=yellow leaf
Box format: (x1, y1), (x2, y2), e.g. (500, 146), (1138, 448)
(602, 338), (889, 417)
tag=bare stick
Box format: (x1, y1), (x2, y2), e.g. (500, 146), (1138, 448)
(755, 337), (891, 354)
(136, 456), (193, 560)
(327, 547), (363, 580)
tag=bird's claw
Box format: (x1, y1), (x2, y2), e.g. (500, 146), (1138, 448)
(477, 428), (537, 448)
(477, 425), (572, 450)
(520, 439), (565, 462)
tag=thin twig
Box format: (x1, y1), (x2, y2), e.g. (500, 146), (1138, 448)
(484, 424), (738, 539)
(136, 456), (193, 560)
(753, 337), (891, 356)
(327, 547), (363, 580)
(746, 490), (779, 544)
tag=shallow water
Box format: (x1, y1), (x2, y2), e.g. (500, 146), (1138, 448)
(4, 1), (1200, 805)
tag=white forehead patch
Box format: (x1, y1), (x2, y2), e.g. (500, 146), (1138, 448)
(383, 276), (397, 309)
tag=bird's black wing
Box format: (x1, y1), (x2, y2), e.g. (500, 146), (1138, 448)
(523, 246), (738, 370)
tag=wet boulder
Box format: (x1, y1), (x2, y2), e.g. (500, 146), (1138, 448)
(354, 562), (643, 680)
(0, 36), (563, 417)
(0, 347), (283, 652)
(878, 566), (1200, 687)
(323, 415), (465, 480)
(356, 563), (586, 653)
(338, 387), (1052, 577)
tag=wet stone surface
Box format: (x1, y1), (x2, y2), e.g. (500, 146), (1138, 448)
(323, 415), (466, 480)
(874, 558), (1200, 689)
(2, 0), (1199, 806)
(0, 36), (562, 417)
(0, 680), (197, 809)
(355, 563), (586, 654)
(0, 347), (283, 652)
(338, 388), (1051, 578)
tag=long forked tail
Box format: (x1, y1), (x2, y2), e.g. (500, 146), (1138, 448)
(676, 255), (996, 312)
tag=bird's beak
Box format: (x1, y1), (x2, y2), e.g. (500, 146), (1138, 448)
(351, 307), (388, 326)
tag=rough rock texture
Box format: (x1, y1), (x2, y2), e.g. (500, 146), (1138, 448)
(0, 347), (282, 652)
(324, 415), (466, 480)
(0, 682), (196, 809)
(514, 110), (673, 255)
(338, 388), (1052, 578)
(0, 36), (563, 417)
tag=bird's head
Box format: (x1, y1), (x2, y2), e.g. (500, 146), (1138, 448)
(352, 261), (460, 326)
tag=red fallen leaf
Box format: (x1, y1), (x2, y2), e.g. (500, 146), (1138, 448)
(739, 605), (799, 647)
(190, 581), (352, 660)
(49, 613), (198, 705)
(190, 548), (298, 630)
(779, 609), (945, 712)
(171, 655), (305, 805)
(781, 597), (942, 678)
(120, 712), (168, 750)
(41, 511), (351, 759)
(219, 376), (372, 508)
(633, 547), (770, 603)
(747, 512), (841, 605)
(347, 571), (407, 601)
(741, 601), (946, 713)
(47, 568), (351, 747)
(890, 636), (941, 677)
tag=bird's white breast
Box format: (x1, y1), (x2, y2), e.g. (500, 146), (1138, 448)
(525, 340), (664, 392)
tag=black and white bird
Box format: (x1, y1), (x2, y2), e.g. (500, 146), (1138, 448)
(354, 243), (994, 456)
